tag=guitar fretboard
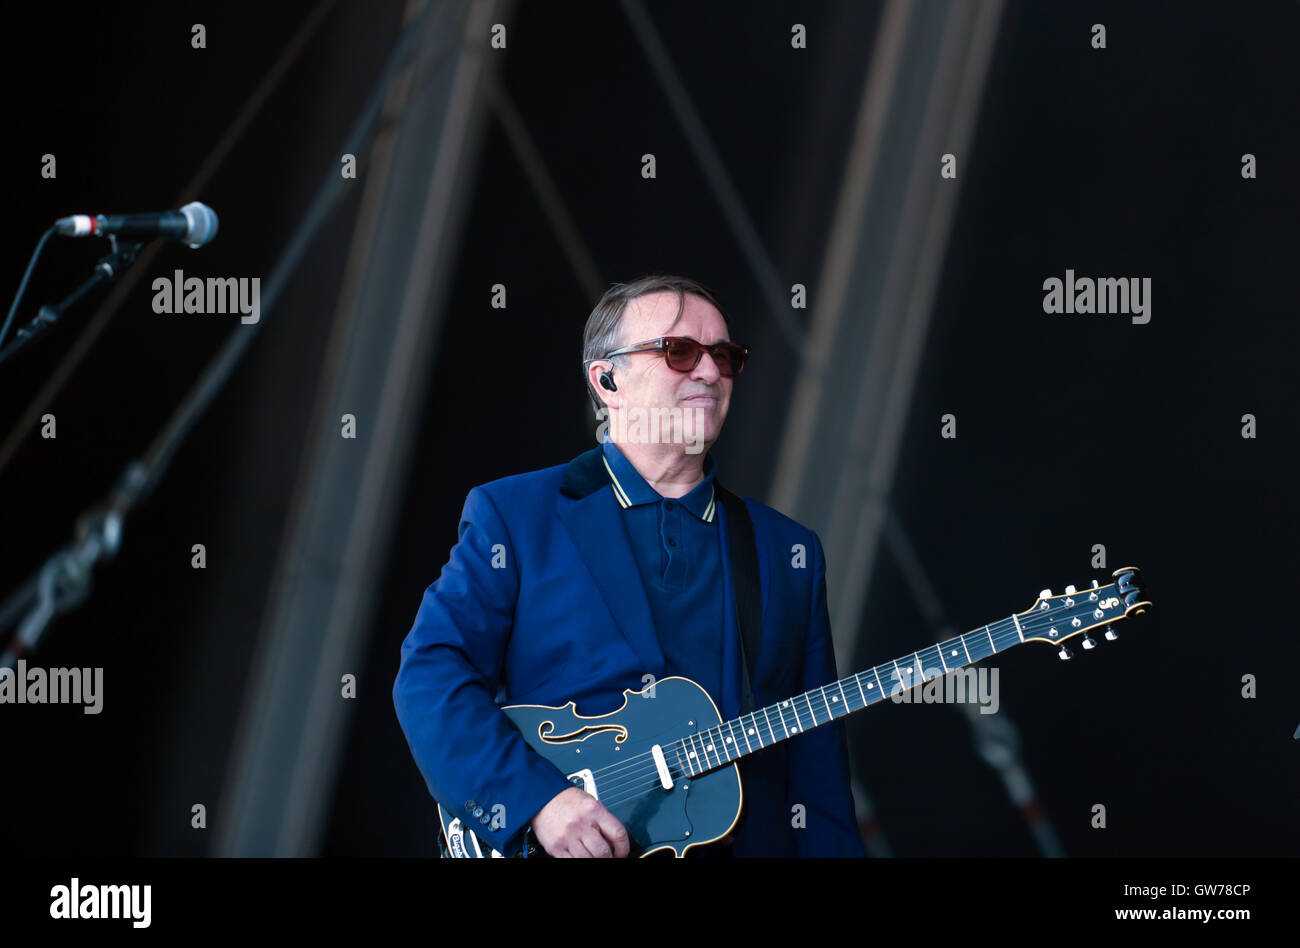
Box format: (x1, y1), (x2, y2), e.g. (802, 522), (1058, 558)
(668, 614), (1025, 779)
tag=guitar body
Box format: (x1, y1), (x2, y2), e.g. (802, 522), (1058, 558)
(437, 676), (742, 858)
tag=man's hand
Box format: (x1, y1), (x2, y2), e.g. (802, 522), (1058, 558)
(532, 787), (630, 857)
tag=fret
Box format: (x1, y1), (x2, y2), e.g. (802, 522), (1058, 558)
(964, 629), (994, 664)
(787, 695), (804, 732)
(936, 643), (949, 673)
(761, 706), (778, 744)
(937, 637), (964, 670)
(741, 713), (758, 750)
(919, 644), (944, 681)
(691, 732), (709, 771)
(682, 735), (700, 775)
(789, 695), (809, 733)
(853, 672), (869, 708)
(698, 730), (715, 770)
(960, 633), (973, 664)
(788, 699), (803, 735)
(1011, 613), (1024, 643)
(984, 624), (997, 653)
(777, 700), (792, 737)
(701, 728), (719, 768)
(695, 728), (711, 770)
(723, 720), (739, 760)
(799, 692), (817, 731)
(706, 725), (723, 764)
(826, 684), (840, 720)
(871, 665), (886, 699)
(890, 659), (905, 697)
(911, 651), (927, 683)
(673, 741), (691, 778)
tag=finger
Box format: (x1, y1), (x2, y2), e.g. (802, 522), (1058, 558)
(595, 811), (631, 858)
(564, 835), (596, 858)
(580, 829), (613, 858)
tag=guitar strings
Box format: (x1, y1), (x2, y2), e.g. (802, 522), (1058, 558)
(579, 607), (1114, 810)
(585, 604), (1090, 792)
(586, 613), (1084, 803)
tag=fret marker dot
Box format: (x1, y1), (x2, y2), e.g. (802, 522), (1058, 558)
(747, 728), (755, 735)
(831, 696), (839, 702)
(706, 744), (714, 752)
(868, 683), (874, 689)
(688, 751), (696, 758)
(725, 737), (732, 743)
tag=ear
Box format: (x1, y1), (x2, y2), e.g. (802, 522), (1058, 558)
(588, 359), (615, 404)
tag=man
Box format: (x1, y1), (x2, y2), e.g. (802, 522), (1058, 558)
(393, 275), (864, 858)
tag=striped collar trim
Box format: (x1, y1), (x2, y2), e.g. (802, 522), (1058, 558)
(601, 454), (717, 523)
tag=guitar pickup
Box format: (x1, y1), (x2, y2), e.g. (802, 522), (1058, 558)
(651, 744), (673, 790)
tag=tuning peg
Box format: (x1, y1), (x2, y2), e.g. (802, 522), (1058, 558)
(1081, 635), (1096, 649)
(1104, 624), (1118, 641)
(1064, 584), (1077, 595)
(1039, 588), (1053, 599)
(1058, 646), (1073, 660)
(1091, 579), (1100, 588)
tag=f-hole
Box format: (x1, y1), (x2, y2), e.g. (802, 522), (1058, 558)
(537, 720), (628, 745)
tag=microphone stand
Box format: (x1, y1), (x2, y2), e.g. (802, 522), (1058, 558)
(0, 235), (144, 369)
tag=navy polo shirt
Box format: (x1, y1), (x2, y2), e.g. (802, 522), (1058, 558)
(600, 439), (725, 708)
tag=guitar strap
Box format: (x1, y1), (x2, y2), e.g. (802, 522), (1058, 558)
(714, 481), (761, 715)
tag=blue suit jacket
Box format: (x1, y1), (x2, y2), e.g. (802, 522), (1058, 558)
(393, 447), (865, 857)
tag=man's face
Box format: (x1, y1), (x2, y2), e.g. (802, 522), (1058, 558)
(601, 291), (733, 450)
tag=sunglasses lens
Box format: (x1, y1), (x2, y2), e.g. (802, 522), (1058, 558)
(662, 339), (748, 375)
(664, 339), (699, 371)
(719, 343), (746, 376)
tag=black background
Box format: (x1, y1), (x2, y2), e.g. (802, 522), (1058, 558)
(0, 0), (1295, 858)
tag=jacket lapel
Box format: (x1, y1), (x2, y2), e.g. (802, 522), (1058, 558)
(556, 448), (665, 677)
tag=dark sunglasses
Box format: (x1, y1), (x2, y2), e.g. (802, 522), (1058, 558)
(603, 336), (749, 377)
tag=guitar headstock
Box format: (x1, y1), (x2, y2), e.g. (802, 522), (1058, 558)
(1017, 566), (1150, 659)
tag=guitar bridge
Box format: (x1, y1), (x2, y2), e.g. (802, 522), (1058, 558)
(567, 768), (597, 799)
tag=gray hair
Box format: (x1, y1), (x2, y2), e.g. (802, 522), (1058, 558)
(580, 275), (732, 415)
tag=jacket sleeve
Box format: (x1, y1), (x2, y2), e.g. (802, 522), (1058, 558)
(392, 485), (574, 856)
(786, 531), (867, 857)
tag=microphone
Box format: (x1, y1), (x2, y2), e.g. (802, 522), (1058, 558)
(54, 201), (219, 249)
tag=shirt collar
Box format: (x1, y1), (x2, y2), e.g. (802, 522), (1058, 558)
(601, 439), (717, 522)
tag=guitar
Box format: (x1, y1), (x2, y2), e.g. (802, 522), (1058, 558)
(437, 566), (1150, 857)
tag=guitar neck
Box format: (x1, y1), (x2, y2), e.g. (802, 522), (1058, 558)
(668, 569), (1149, 780)
(673, 615), (1024, 779)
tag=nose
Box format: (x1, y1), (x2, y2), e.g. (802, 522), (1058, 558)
(691, 349), (722, 382)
